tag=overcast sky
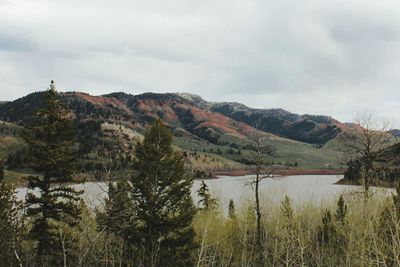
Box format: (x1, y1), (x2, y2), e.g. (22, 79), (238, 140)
(1, 0), (400, 124)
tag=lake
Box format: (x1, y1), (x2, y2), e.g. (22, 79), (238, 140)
(16, 175), (391, 211)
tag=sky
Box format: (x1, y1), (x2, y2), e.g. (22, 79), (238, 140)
(1, 0), (400, 125)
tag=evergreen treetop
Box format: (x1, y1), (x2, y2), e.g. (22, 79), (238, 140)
(197, 180), (217, 210)
(25, 80), (75, 181)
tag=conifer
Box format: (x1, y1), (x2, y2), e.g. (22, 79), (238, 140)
(197, 180), (217, 210)
(228, 199), (236, 219)
(335, 195), (348, 225)
(23, 81), (82, 264)
(130, 119), (196, 266)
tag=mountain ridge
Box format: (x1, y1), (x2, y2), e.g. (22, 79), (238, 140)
(176, 92), (344, 144)
(0, 90), (345, 145)
(0, 90), (349, 172)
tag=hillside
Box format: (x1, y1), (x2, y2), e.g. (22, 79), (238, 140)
(176, 93), (346, 144)
(0, 91), (344, 182)
(343, 142), (400, 186)
(0, 92), (346, 145)
(209, 102), (342, 144)
(0, 121), (24, 158)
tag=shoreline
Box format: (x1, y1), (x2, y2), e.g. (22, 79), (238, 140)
(334, 177), (397, 189)
(211, 168), (345, 178)
(12, 168), (346, 187)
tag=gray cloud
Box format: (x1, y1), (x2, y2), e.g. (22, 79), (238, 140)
(0, 0), (399, 126)
(0, 34), (35, 52)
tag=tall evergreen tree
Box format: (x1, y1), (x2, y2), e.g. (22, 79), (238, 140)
(197, 180), (217, 211)
(23, 81), (82, 265)
(0, 158), (22, 266)
(130, 119), (196, 266)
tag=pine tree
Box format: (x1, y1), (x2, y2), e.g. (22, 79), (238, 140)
(23, 81), (82, 265)
(0, 158), (21, 265)
(335, 195), (348, 225)
(96, 177), (135, 264)
(130, 119), (196, 266)
(317, 210), (336, 244)
(333, 195), (349, 263)
(228, 199), (236, 219)
(197, 180), (217, 210)
(97, 178), (132, 239)
(281, 196), (294, 226)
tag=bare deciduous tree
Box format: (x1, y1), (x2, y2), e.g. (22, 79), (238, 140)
(340, 110), (393, 193)
(246, 130), (277, 251)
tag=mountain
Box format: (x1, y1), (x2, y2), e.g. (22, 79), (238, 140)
(178, 93), (347, 144)
(176, 93), (210, 109)
(207, 101), (342, 144)
(0, 91), (345, 145)
(0, 90), (344, 179)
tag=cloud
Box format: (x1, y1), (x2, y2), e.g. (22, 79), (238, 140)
(0, 33), (36, 52)
(0, 0), (399, 126)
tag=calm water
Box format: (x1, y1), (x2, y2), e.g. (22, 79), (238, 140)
(16, 175), (390, 211)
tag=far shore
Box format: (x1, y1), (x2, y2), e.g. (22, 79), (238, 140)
(335, 177), (398, 188)
(11, 168), (346, 187)
(211, 168), (345, 178)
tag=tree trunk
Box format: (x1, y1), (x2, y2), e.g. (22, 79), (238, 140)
(255, 171), (262, 248)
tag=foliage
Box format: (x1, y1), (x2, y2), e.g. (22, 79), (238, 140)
(228, 199), (236, 219)
(345, 143), (400, 186)
(0, 158), (22, 266)
(3, 178), (400, 266)
(129, 119), (197, 266)
(197, 180), (217, 211)
(23, 81), (82, 265)
(335, 195), (348, 224)
(191, 192), (400, 266)
(96, 175), (136, 265)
